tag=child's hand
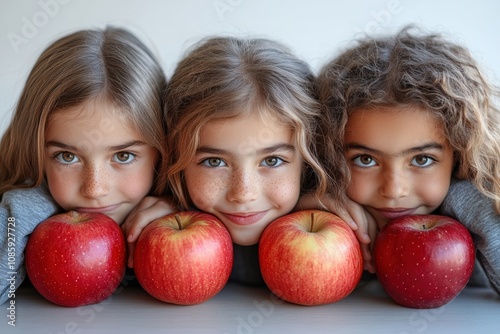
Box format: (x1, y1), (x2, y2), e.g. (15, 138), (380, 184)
(340, 199), (378, 273)
(296, 194), (378, 273)
(296, 193), (358, 232)
(122, 196), (179, 268)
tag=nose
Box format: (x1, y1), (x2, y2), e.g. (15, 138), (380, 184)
(226, 168), (259, 204)
(80, 163), (110, 199)
(378, 168), (409, 200)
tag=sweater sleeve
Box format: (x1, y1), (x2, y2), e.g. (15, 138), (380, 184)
(0, 186), (59, 304)
(440, 179), (500, 295)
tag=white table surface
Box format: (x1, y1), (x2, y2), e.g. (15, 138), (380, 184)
(2, 279), (499, 334)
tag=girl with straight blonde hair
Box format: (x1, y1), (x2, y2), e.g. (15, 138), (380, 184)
(0, 26), (168, 304)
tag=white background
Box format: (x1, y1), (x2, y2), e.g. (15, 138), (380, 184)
(1, 0), (499, 137)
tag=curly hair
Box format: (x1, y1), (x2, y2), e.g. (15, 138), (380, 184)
(164, 36), (327, 209)
(317, 26), (500, 212)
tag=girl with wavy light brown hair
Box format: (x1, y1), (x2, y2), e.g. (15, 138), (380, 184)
(163, 36), (330, 284)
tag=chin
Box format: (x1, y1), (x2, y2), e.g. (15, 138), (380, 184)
(230, 233), (260, 246)
(104, 213), (125, 225)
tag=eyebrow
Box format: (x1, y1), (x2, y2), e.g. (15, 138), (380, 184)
(345, 142), (445, 157)
(45, 140), (147, 151)
(196, 143), (296, 156)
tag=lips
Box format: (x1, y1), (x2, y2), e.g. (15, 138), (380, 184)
(221, 211), (268, 226)
(375, 208), (417, 220)
(76, 204), (120, 214)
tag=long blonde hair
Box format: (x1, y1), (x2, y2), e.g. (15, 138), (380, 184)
(317, 26), (500, 212)
(165, 36), (327, 209)
(0, 26), (167, 196)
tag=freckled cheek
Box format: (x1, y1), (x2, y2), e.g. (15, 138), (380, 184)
(186, 175), (225, 211)
(265, 175), (301, 208)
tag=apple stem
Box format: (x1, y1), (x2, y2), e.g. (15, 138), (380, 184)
(310, 212), (314, 232)
(175, 214), (182, 230)
(422, 224), (426, 230)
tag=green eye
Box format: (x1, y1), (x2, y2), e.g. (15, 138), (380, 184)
(202, 158), (227, 167)
(261, 157), (284, 167)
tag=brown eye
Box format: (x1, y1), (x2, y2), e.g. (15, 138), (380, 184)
(352, 154), (376, 167)
(54, 152), (79, 164)
(62, 152), (75, 162)
(359, 155), (373, 165)
(113, 152), (135, 164)
(414, 156), (428, 165)
(411, 155), (434, 167)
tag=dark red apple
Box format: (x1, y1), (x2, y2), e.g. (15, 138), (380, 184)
(133, 211), (233, 305)
(25, 211), (126, 307)
(373, 214), (475, 308)
(259, 210), (363, 305)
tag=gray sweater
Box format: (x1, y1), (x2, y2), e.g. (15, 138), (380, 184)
(441, 179), (500, 294)
(0, 185), (59, 304)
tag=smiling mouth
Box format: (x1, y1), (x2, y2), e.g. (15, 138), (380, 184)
(76, 204), (120, 214)
(221, 212), (268, 226)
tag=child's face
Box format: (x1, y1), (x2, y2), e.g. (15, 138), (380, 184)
(183, 112), (302, 245)
(344, 106), (455, 229)
(44, 101), (158, 225)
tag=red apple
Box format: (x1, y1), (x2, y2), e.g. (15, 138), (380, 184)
(373, 214), (475, 308)
(259, 210), (363, 306)
(25, 211), (126, 307)
(133, 211), (233, 305)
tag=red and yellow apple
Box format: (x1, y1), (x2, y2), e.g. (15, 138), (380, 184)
(25, 211), (126, 307)
(259, 210), (363, 305)
(133, 211), (233, 305)
(373, 214), (475, 308)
